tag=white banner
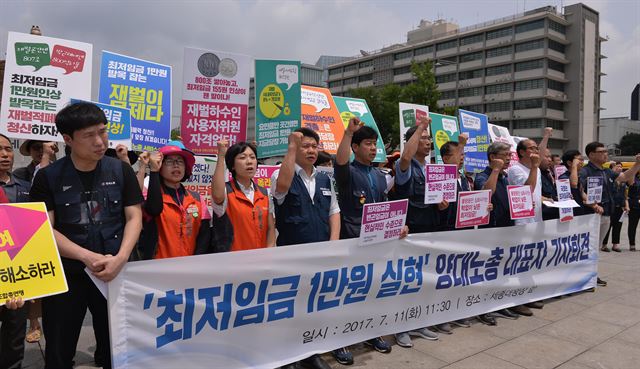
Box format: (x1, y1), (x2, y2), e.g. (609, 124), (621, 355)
(109, 215), (599, 369)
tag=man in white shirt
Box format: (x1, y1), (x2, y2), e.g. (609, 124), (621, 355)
(508, 139), (542, 225)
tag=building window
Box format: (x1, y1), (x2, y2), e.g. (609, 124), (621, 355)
(458, 87), (483, 97)
(459, 69), (483, 80)
(513, 119), (542, 129)
(440, 90), (456, 99)
(343, 77), (357, 85)
(436, 73), (457, 84)
(515, 79), (544, 91)
(329, 68), (342, 76)
(486, 101), (511, 112)
(549, 20), (566, 34)
(436, 39), (458, 51)
(515, 19), (544, 34)
(358, 74), (373, 82)
(328, 80), (343, 88)
(415, 45), (434, 56)
(487, 26), (512, 40)
(514, 99), (543, 110)
(546, 99), (564, 111)
(460, 104), (484, 113)
(547, 79), (565, 92)
(359, 60), (373, 68)
(343, 64), (357, 72)
(393, 66), (412, 75)
(548, 39), (566, 53)
(546, 119), (563, 129)
(460, 33), (484, 45)
(485, 64), (512, 76)
(460, 51), (483, 62)
(394, 50), (413, 60)
(486, 45), (512, 58)
(515, 59), (544, 71)
(514, 39), (545, 52)
(485, 83), (512, 94)
(547, 59), (565, 72)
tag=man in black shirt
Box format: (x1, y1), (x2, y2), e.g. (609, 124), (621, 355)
(30, 102), (143, 369)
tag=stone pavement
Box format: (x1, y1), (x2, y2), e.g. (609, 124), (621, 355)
(21, 237), (640, 369)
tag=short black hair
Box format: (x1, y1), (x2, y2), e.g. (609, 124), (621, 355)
(294, 127), (319, 143)
(440, 141), (459, 157)
(585, 141), (604, 156)
(551, 154), (560, 160)
(55, 102), (108, 137)
(561, 149), (581, 166)
(314, 151), (333, 166)
(352, 126), (378, 146)
(615, 161), (622, 166)
(404, 126), (418, 142)
(225, 141), (257, 177)
(0, 133), (11, 144)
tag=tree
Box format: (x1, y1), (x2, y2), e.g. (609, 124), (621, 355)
(171, 128), (181, 141)
(619, 133), (640, 155)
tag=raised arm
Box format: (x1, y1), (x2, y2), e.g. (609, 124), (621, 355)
(211, 140), (229, 205)
(336, 117), (362, 166)
(399, 116), (430, 172)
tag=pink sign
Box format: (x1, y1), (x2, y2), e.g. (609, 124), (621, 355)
(456, 190), (490, 228)
(50, 44), (86, 74)
(0, 205), (48, 260)
(359, 199), (408, 246)
(507, 185), (535, 220)
(253, 165), (280, 191)
(425, 164), (458, 204)
(182, 101), (247, 155)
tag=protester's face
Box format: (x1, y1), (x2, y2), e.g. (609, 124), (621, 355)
(540, 149), (552, 170)
(417, 132), (432, 157)
(0, 136), (14, 173)
(233, 147), (257, 180)
(519, 139), (539, 163)
(443, 148), (462, 169)
(160, 154), (185, 183)
(552, 156), (562, 166)
(588, 147), (608, 165)
(614, 164), (623, 173)
(28, 141), (45, 163)
(569, 154), (585, 170)
(492, 150), (511, 170)
(353, 138), (377, 164)
(296, 136), (318, 168)
(65, 124), (108, 162)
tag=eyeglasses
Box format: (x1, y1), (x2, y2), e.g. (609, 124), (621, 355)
(163, 158), (185, 167)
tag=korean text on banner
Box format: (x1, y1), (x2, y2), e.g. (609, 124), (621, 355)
(586, 176), (604, 204)
(430, 112), (459, 164)
(556, 178), (574, 222)
(425, 164), (458, 204)
(183, 156), (215, 216)
(458, 109), (490, 173)
(1, 32), (92, 142)
(398, 102), (430, 155)
(334, 96), (386, 163)
(488, 123), (519, 165)
(507, 185), (535, 220)
(0, 203), (67, 305)
(456, 190), (491, 228)
(71, 99), (131, 149)
(256, 60), (301, 158)
(359, 199), (408, 245)
(98, 51), (171, 152)
(300, 86), (342, 155)
(109, 215), (599, 369)
(182, 48), (250, 155)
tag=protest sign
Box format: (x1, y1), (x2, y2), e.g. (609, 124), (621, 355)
(359, 199), (408, 246)
(253, 165), (280, 194)
(99, 51), (171, 151)
(430, 112), (459, 164)
(1, 32), (92, 141)
(255, 60), (301, 158)
(183, 156), (216, 215)
(488, 123), (519, 165)
(425, 164), (458, 204)
(398, 102), (429, 155)
(0, 203), (67, 305)
(554, 178), (576, 222)
(554, 165), (567, 179)
(301, 86), (343, 155)
(109, 215), (599, 369)
(586, 176), (604, 204)
(458, 109), (490, 173)
(334, 96), (386, 163)
(181, 48), (250, 155)
(456, 190), (491, 228)
(507, 185), (535, 220)
(71, 99), (131, 149)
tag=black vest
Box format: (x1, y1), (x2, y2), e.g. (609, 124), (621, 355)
(394, 158), (440, 232)
(44, 156), (125, 269)
(274, 171), (331, 246)
(339, 161), (387, 239)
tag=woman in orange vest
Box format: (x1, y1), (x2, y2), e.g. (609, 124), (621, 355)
(142, 143), (210, 259)
(211, 140), (274, 251)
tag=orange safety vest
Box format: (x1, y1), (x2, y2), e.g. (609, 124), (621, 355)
(154, 187), (203, 259)
(226, 180), (270, 251)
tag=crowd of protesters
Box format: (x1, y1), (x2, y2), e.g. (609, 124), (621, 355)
(1, 101), (638, 369)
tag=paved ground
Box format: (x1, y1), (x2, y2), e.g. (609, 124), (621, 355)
(22, 234), (640, 369)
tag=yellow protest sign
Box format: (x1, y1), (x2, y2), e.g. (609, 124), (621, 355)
(0, 202), (67, 304)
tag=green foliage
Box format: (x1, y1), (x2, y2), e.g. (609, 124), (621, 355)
(619, 133), (640, 155)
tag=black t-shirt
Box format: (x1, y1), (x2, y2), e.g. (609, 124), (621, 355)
(30, 160), (143, 211)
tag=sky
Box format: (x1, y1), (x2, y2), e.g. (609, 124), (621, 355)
(1, 0), (639, 128)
